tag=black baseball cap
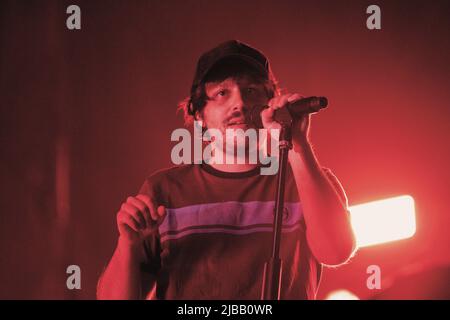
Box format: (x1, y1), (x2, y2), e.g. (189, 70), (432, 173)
(190, 40), (271, 93)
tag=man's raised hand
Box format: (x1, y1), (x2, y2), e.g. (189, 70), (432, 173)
(116, 194), (166, 246)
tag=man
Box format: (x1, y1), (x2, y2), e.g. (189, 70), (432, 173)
(97, 40), (356, 300)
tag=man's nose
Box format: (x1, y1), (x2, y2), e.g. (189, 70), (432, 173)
(230, 88), (247, 113)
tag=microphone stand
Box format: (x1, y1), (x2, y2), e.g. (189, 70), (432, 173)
(260, 108), (293, 300)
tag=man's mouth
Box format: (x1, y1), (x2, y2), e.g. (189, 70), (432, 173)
(227, 119), (249, 128)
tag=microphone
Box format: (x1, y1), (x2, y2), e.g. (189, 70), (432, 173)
(249, 96), (328, 127)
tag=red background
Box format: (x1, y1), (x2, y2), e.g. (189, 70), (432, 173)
(1, 0), (449, 299)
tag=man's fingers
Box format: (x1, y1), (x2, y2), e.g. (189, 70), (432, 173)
(269, 95), (288, 110)
(278, 95), (290, 109)
(157, 205), (166, 219)
(136, 194), (151, 204)
(287, 93), (304, 103)
(270, 93), (305, 110)
(127, 197), (151, 228)
(136, 194), (159, 221)
(268, 96), (280, 109)
(121, 202), (146, 229)
(118, 210), (140, 232)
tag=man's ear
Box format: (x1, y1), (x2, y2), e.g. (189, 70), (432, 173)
(195, 111), (204, 126)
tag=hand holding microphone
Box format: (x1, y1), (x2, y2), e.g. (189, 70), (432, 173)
(250, 94), (328, 129)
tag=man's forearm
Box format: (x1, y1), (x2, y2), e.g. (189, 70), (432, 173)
(288, 140), (355, 265)
(97, 239), (143, 300)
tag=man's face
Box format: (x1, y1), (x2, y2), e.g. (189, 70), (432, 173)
(200, 74), (269, 135)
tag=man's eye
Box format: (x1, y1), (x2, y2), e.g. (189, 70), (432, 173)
(246, 87), (257, 93)
(216, 90), (226, 97)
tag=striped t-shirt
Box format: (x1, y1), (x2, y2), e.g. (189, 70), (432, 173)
(139, 163), (333, 299)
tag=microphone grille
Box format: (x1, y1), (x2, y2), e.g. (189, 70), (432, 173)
(319, 97), (328, 107)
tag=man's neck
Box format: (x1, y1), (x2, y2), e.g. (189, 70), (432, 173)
(205, 144), (261, 173)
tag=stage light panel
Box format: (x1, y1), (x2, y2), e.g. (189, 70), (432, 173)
(349, 195), (416, 248)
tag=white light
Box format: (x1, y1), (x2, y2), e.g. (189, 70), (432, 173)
(349, 195), (416, 248)
(325, 289), (359, 300)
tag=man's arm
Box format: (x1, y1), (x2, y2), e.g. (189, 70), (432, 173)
(97, 194), (165, 299)
(97, 239), (147, 300)
(261, 92), (355, 265)
(288, 141), (356, 266)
